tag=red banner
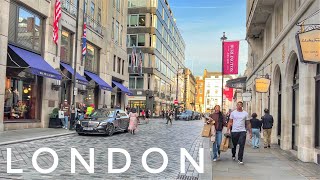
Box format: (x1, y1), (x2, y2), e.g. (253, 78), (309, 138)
(223, 87), (234, 101)
(223, 41), (239, 75)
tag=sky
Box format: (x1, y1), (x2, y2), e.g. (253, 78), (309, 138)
(170, 0), (248, 76)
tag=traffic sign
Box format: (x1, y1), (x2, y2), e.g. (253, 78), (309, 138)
(174, 99), (178, 104)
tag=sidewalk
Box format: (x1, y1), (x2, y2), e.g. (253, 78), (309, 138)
(0, 128), (75, 146)
(212, 143), (320, 180)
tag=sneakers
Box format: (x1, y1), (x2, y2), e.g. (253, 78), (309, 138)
(232, 157), (236, 161)
(213, 159), (217, 162)
(238, 160), (244, 165)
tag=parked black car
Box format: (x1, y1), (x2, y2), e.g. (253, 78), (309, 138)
(75, 108), (129, 136)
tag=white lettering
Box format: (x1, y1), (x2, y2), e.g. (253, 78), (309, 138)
(71, 148), (95, 173)
(180, 148), (204, 173)
(7, 148), (23, 173)
(32, 148), (58, 174)
(142, 148), (168, 173)
(108, 148), (131, 173)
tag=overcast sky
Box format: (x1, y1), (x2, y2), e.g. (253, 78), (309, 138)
(170, 0), (248, 76)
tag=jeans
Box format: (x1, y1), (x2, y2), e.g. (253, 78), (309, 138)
(64, 116), (69, 129)
(231, 131), (247, 161)
(213, 131), (222, 159)
(252, 128), (260, 147)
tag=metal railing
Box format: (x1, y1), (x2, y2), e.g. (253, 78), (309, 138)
(61, 0), (77, 18)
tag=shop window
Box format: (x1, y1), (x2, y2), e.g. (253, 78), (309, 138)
(85, 43), (99, 73)
(138, 34), (145, 46)
(60, 29), (72, 64)
(8, 4), (43, 53)
(4, 74), (40, 120)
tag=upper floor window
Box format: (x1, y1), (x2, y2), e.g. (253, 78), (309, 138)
(98, 8), (101, 25)
(275, 1), (283, 37)
(8, 4), (43, 53)
(116, 0), (121, 11)
(128, 0), (148, 8)
(60, 29), (72, 64)
(85, 43), (99, 73)
(127, 34), (145, 47)
(115, 21), (120, 44)
(128, 14), (146, 27)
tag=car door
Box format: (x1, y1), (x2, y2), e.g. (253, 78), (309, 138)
(119, 110), (129, 130)
(114, 110), (121, 129)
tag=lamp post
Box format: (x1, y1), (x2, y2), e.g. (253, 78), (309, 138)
(220, 32), (227, 113)
(146, 89), (149, 112)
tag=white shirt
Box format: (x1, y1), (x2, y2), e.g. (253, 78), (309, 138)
(230, 110), (249, 132)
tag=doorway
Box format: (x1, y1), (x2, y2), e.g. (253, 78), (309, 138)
(277, 75), (282, 145)
(292, 61), (299, 150)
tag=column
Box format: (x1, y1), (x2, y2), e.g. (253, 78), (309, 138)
(0, 0), (10, 131)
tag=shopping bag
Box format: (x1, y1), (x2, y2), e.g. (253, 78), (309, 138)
(201, 124), (211, 137)
(228, 137), (234, 149)
(58, 111), (65, 119)
(220, 136), (229, 152)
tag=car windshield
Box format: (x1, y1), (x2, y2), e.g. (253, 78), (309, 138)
(90, 110), (115, 118)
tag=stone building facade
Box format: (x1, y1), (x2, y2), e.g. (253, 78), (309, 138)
(0, 0), (129, 131)
(245, 0), (320, 163)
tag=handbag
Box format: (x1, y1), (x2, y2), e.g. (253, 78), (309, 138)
(201, 124), (211, 137)
(58, 111), (65, 119)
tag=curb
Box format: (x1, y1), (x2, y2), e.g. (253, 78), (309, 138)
(199, 138), (213, 180)
(0, 131), (75, 146)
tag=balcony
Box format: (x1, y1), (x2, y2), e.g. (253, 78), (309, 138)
(61, 0), (77, 18)
(246, 0), (275, 38)
(86, 15), (103, 36)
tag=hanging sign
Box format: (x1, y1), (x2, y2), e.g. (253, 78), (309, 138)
(296, 29), (320, 63)
(255, 78), (271, 93)
(242, 92), (252, 102)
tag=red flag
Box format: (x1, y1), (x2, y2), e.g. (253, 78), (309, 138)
(53, 0), (61, 44)
(223, 41), (239, 75)
(223, 87), (234, 101)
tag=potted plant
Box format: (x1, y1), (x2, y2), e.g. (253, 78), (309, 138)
(48, 108), (62, 128)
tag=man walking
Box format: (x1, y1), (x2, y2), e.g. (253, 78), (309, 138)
(227, 101), (252, 164)
(261, 108), (274, 148)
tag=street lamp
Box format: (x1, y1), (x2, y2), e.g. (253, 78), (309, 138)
(175, 65), (184, 120)
(220, 32), (227, 113)
(146, 89), (149, 112)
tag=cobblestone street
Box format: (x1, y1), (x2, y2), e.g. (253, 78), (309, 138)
(0, 119), (207, 180)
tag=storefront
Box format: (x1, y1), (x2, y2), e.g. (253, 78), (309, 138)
(5, 45), (62, 122)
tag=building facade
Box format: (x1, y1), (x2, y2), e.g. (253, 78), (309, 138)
(203, 70), (233, 112)
(183, 68), (196, 111)
(0, 0), (129, 131)
(195, 76), (205, 113)
(126, 0), (186, 116)
(245, 0), (320, 163)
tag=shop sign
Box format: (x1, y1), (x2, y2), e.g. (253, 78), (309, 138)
(242, 92), (252, 102)
(255, 78), (271, 93)
(296, 29), (320, 63)
(137, 91), (142, 95)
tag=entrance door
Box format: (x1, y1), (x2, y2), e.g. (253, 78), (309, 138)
(277, 75), (282, 145)
(292, 62), (299, 150)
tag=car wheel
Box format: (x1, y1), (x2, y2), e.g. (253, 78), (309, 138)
(106, 124), (115, 136)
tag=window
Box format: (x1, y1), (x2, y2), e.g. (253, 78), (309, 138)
(85, 43), (99, 73)
(127, 34), (145, 47)
(60, 29), (72, 64)
(4, 76), (40, 120)
(129, 76), (144, 89)
(128, 14), (146, 27)
(90, 2), (95, 26)
(113, 55), (116, 71)
(84, 0), (88, 14)
(116, 0), (121, 11)
(122, 60), (125, 75)
(120, 26), (123, 46)
(117, 57), (121, 73)
(9, 5), (43, 52)
(128, 0), (148, 7)
(112, 18), (115, 39)
(115, 21), (119, 44)
(275, 2), (283, 37)
(98, 8), (101, 25)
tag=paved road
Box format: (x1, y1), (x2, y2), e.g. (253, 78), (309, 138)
(0, 119), (207, 180)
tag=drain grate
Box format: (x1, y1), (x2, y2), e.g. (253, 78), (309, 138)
(176, 175), (199, 180)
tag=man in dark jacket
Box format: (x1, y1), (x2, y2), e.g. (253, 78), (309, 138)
(261, 108), (274, 148)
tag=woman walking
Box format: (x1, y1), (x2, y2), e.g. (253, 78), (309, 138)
(128, 108), (139, 134)
(250, 113), (262, 148)
(145, 109), (150, 124)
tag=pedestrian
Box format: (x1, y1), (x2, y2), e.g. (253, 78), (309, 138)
(210, 105), (226, 162)
(162, 109), (165, 119)
(250, 113), (262, 149)
(60, 99), (70, 130)
(227, 101), (252, 165)
(141, 109), (146, 120)
(261, 108), (274, 148)
(128, 108), (139, 135)
(145, 109), (151, 124)
(165, 110), (173, 125)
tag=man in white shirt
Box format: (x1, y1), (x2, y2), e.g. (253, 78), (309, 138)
(227, 101), (252, 164)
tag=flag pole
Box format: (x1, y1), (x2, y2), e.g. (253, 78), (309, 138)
(70, 0), (80, 130)
(221, 32), (227, 113)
